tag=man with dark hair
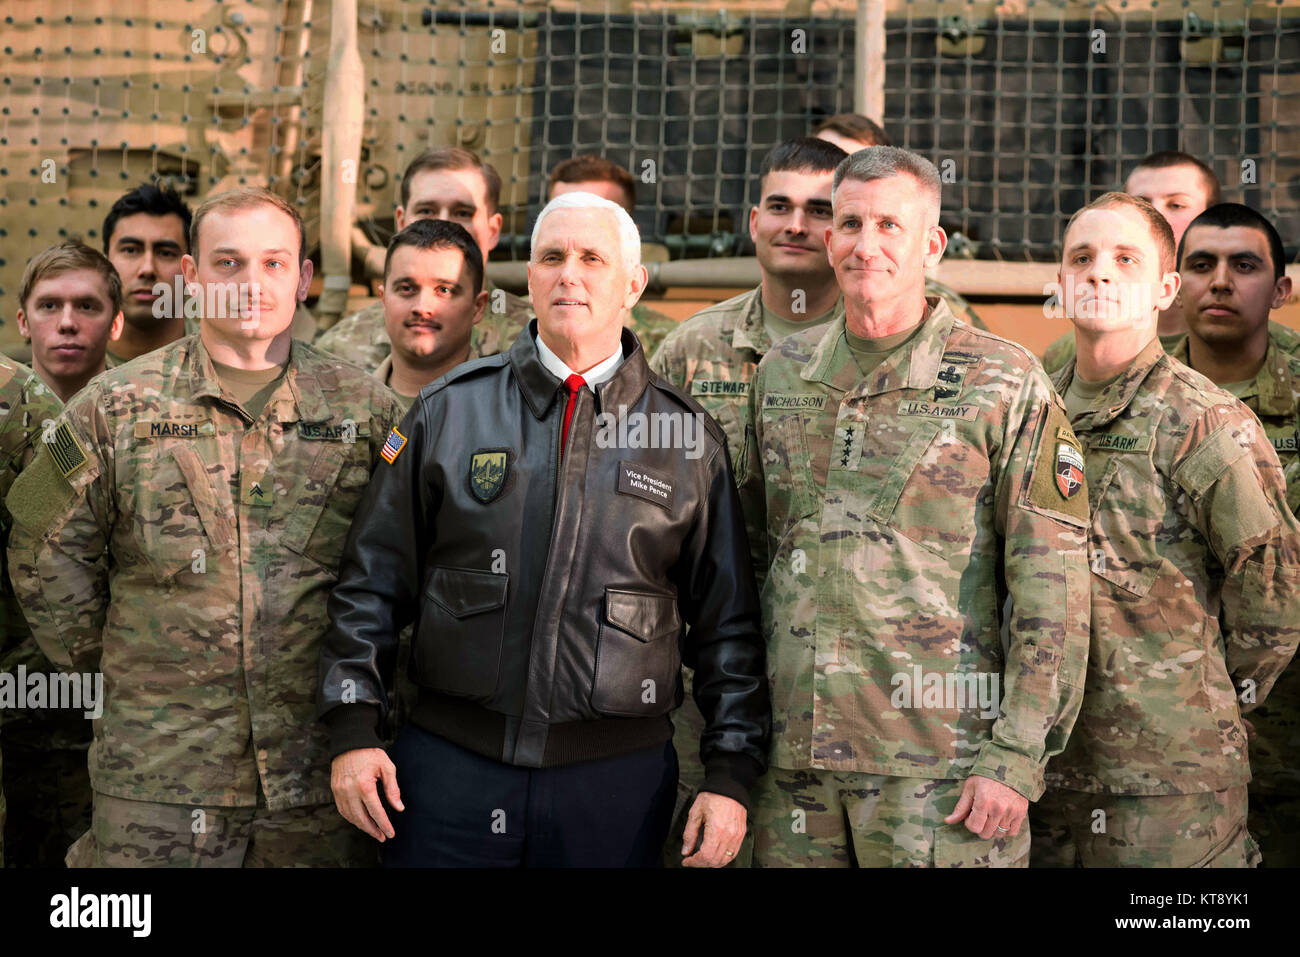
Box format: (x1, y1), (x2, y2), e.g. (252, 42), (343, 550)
(1163, 203), (1300, 866)
(15, 241), (124, 402)
(316, 147), (533, 371)
(546, 155), (679, 357)
(318, 192), (769, 868)
(7, 187), (403, 867)
(1031, 193), (1300, 867)
(101, 183), (196, 367)
(1041, 151), (1280, 373)
(376, 219), (488, 413)
(649, 136), (846, 865)
(741, 147), (1090, 868)
(812, 113), (893, 151)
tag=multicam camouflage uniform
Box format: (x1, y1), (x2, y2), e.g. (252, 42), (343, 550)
(5, 335), (403, 867)
(314, 283), (534, 373)
(1042, 320), (1300, 376)
(627, 302), (679, 360)
(649, 285), (841, 867)
(1166, 330), (1300, 867)
(1031, 340), (1300, 867)
(0, 354), (65, 868)
(738, 296), (1092, 867)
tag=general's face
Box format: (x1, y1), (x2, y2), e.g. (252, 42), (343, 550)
(528, 206), (644, 347)
(551, 179), (634, 215)
(397, 168), (502, 261)
(107, 212), (188, 328)
(17, 269), (123, 383)
(1059, 206), (1177, 333)
(382, 244), (487, 366)
(1180, 224), (1289, 347)
(750, 169), (836, 287)
(183, 203), (311, 342)
(1125, 164), (1213, 247)
(826, 174), (944, 311)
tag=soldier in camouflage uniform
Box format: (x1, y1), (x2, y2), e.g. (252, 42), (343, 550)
(739, 148), (1091, 867)
(1031, 194), (1300, 867)
(316, 147), (532, 373)
(1042, 151), (1225, 374)
(5, 189), (403, 867)
(649, 137), (847, 866)
(0, 354), (65, 867)
(1160, 204), (1300, 866)
(547, 154), (682, 354)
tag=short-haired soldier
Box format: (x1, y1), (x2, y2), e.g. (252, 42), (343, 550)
(315, 147), (534, 372)
(1164, 203), (1300, 866)
(101, 182), (196, 366)
(6, 187), (404, 867)
(1030, 193), (1300, 867)
(15, 241), (124, 402)
(740, 147), (1091, 867)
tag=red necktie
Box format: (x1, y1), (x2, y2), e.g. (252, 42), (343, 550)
(561, 373), (586, 460)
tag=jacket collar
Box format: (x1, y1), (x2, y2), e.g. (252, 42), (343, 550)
(1165, 331), (1300, 418)
(802, 295), (954, 398)
(1051, 336), (1166, 430)
(510, 320), (649, 419)
(732, 285), (846, 358)
(181, 333), (333, 424)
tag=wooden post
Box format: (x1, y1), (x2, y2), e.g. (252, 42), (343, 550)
(317, 0), (364, 330)
(855, 0), (886, 124)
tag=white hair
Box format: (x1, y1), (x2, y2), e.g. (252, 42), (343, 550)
(531, 191), (641, 273)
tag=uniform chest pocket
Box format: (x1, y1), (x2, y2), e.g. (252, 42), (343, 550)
(414, 565), (508, 698)
(591, 588), (682, 718)
(872, 423), (987, 558)
(760, 411), (818, 538)
(1087, 456), (1161, 598)
(280, 443), (374, 573)
(132, 445), (234, 582)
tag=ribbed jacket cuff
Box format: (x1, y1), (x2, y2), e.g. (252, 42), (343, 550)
(700, 752), (764, 814)
(322, 704), (384, 758)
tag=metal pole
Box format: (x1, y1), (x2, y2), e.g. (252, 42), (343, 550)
(317, 0), (364, 330)
(855, 0), (886, 124)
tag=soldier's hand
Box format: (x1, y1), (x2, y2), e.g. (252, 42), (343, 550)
(944, 775), (1027, 840)
(681, 791), (746, 867)
(331, 748), (404, 842)
(1242, 717), (1256, 742)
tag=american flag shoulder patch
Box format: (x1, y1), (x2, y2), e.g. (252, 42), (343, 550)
(380, 427), (407, 464)
(48, 421), (89, 478)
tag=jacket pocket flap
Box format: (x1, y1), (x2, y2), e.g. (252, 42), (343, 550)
(605, 588), (681, 643)
(427, 566), (509, 618)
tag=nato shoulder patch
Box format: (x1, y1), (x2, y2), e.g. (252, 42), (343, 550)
(48, 421), (89, 478)
(1025, 407), (1089, 524)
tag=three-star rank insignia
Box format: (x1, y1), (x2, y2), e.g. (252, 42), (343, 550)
(469, 449), (509, 504)
(1055, 441), (1085, 500)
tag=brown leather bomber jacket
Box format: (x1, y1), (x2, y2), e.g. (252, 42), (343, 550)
(317, 322), (771, 809)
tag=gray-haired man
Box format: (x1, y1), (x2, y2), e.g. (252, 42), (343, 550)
(318, 192), (771, 868)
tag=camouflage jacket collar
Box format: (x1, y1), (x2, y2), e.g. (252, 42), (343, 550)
(730, 286), (770, 358)
(509, 320), (649, 419)
(1165, 330), (1300, 419)
(181, 333), (334, 425)
(1052, 336), (1166, 430)
(801, 295), (954, 398)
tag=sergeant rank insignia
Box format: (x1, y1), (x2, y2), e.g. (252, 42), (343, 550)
(1055, 442), (1085, 500)
(469, 449), (509, 504)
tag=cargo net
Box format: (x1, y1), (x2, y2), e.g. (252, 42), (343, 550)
(1, 1), (1296, 332)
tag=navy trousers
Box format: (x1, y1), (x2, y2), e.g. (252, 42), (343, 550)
(383, 724), (678, 867)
